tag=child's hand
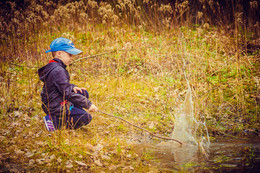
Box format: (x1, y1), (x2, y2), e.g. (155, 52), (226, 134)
(89, 104), (98, 112)
(73, 87), (87, 93)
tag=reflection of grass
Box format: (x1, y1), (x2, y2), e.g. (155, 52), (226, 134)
(182, 162), (198, 168)
(241, 146), (256, 167)
(213, 154), (232, 163)
(210, 146), (257, 169)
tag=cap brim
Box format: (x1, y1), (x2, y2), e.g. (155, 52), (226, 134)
(65, 48), (83, 55)
(45, 50), (52, 53)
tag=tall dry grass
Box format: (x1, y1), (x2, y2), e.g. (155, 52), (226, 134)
(0, 0), (258, 137)
(0, 0), (259, 171)
(0, 0), (258, 133)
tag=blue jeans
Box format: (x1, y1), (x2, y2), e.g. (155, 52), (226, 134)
(51, 90), (92, 129)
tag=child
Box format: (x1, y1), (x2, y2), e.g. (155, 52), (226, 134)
(38, 37), (98, 130)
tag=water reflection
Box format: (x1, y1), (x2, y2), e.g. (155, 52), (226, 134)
(155, 142), (198, 166)
(136, 137), (260, 172)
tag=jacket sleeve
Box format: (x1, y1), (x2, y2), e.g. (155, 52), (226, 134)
(51, 67), (92, 109)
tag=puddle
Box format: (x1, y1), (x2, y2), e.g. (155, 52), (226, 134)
(132, 71), (259, 171)
(135, 137), (260, 172)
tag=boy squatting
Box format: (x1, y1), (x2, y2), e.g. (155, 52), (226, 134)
(38, 37), (98, 129)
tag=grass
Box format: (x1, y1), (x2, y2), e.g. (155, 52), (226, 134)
(1, 25), (258, 171)
(0, 0), (259, 172)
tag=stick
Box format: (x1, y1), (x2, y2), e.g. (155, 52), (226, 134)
(98, 110), (183, 145)
(70, 50), (117, 64)
(70, 47), (150, 65)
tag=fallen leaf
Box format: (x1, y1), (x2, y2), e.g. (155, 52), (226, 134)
(57, 157), (62, 163)
(94, 159), (103, 167)
(14, 111), (21, 118)
(75, 161), (87, 166)
(154, 87), (160, 92)
(22, 114), (30, 121)
(94, 144), (103, 152)
(36, 141), (46, 146)
(64, 139), (69, 145)
(66, 160), (73, 169)
(26, 151), (34, 158)
(28, 159), (35, 166)
(25, 123), (31, 127)
(0, 136), (5, 140)
(123, 166), (134, 171)
(36, 158), (45, 165)
(101, 154), (111, 161)
(3, 130), (10, 136)
(11, 122), (20, 128)
(50, 154), (56, 161)
(15, 149), (24, 155)
(148, 122), (154, 129)
(85, 143), (94, 152)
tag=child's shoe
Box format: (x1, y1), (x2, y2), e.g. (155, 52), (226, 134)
(43, 115), (55, 131)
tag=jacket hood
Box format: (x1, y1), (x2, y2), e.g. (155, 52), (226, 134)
(38, 58), (66, 82)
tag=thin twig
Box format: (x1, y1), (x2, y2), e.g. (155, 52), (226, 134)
(70, 47), (149, 65)
(98, 110), (183, 145)
(70, 50), (117, 65)
(9, 48), (142, 68)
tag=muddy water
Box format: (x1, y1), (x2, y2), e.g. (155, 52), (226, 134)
(136, 137), (260, 172)
(133, 75), (259, 171)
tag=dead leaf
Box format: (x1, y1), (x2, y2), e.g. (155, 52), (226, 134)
(66, 160), (73, 169)
(154, 87), (160, 92)
(148, 122), (154, 129)
(50, 154), (56, 161)
(15, 149), (24, 155)
(0, 136), (5, 140)
(101, 154), (111, 161)
(94, 159), (103, 167)
(14, 111), (21, 118)
(22, 114), (30, 121)
(28, 159), (35, 166)
(75, 161), (87, 166)
(57, 157), (62, 163)
(123, 166), (134, 171)
(26, 151), (34, 158)
(36, 141), (46, 146)
(64, 139), (69, 145)
(25, 123), (31, 127)
(36, 158), (45, 165)
(94, 143), (103, 152)
(36, 131), (42, 138)
(11, 122), (20, 128)
(85, 143), (94, 152)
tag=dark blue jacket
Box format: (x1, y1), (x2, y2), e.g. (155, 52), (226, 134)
(38, 58), (92, 116)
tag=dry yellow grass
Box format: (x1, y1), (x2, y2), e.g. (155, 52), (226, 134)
(0, 0), (259, 172)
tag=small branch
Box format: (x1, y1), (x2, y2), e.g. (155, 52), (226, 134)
(70, 50), (117, 65)
(70, 47), (147, 65)
(98, 110), (183, 145)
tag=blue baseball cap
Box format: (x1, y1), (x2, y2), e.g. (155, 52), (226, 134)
(45, 37), (83, 55)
